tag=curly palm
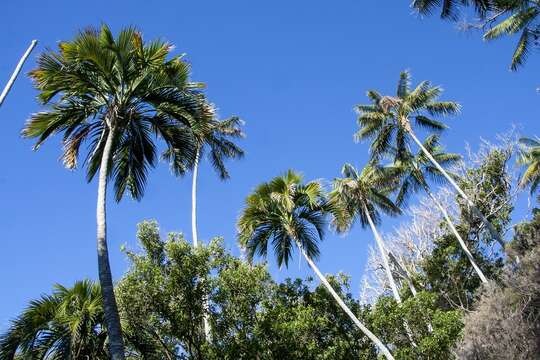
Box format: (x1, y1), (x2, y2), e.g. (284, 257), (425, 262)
(355, 70), (460, 163)
(237, 170), (328, 268)
(393, 135), (462, 207)
(22, 24), (204, 201)
(329, 163), (401, 233)
(518, 137), (540, 198)
(0, 280), (108, 359)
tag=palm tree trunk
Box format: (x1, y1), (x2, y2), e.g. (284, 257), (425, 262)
(0, 40), (37, 107)
(191, 147), (212, 342)
(424, 187), (488, 283)
(408, 130), (505, 249)
(191, 148), (200, 248)
(363, 205), (417, 347)
(295, 240), (395, 360)
(96, 127), (125, 360)
(363, 204), (402, 303)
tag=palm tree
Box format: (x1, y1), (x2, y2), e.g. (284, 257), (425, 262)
(329, 164), (403, 302)
(393, 135), (488, 283)
(0, 280), (108, 359)
(517, 136), (540, 197)
(22, 25), (201, 360)
(237, 170), (395, 360)
(355, 70), (504, 249)
(187, 102), (245, 248)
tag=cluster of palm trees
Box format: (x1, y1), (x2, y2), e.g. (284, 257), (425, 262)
(20, 25), (244, 360)
(237, 71), (508, 358)
(9, 23), (540, 360)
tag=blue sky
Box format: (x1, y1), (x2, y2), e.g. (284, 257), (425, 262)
(1, 1), (539, 329)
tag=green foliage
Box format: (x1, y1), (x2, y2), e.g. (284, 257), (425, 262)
(237, 170), (328, 267)
(355, 70), (459, 162)
(23, 24), (203, 201)
(0, 280), (108, 359)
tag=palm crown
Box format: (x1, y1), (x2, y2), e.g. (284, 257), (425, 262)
(518, 136), (540, 196)
(355, 70), (460, 162)
(393, 135), (462, 206)
(23, 25), (204, 201)
(0, 280), (107, 359)
(237, 170), (328, 267)
(329, 164), (401, 233)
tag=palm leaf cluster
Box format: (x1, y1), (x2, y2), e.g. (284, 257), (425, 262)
(0, 281), (107, 359)
(23, 24), (206, 202)
(412, 0), (540, 70)
(355, 70), (460, 162)
(237, 170), (328, 268)
(518, 137), (540, 198)
(329, 164), (401, 233)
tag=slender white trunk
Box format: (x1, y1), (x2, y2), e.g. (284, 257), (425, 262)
(191, 148), (200, 248)
(425, 187), (488, 283)
(364, 205), (417, 347)
(409, 130), (505, 249)
(0, 40), (37, 107)
(295, 240), (395, 360)
(363, 204), (402, 303)
(96, 127), (125, 360)
(191, 147), (212, 342)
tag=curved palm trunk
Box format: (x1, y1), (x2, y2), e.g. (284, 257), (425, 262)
(191, 147), (212, 342)
(424, 187), (488, 283)
(409, 130), (505, 249)
(0, 40), (37, 107)
(295, 240), (395, 360)
(96, 127), (125, 360)
(363, 204), (417, 347)
(363, 204), (402, 303)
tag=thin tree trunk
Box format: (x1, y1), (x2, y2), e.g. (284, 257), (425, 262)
(0, 40), (37, 107)
(424, 187), (488, 283)
(191, 148), (200, 248)
(191, 147), (212, 342)
(295, 240), (395, 360)
(363, 204), (402, 303)
(363, 204), (417, 347)
(96, 127), (125, 360)
(408, 130), (505, 249)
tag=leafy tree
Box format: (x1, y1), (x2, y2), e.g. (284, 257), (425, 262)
(0, 280), (108, 359)
(237, 170), (395, 359)
(22, 25), (202, 359)
(355, 70), (504, 249)
(393, 135), (488, 283)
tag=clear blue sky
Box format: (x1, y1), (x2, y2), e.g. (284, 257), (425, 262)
(1, 1), (539, 329)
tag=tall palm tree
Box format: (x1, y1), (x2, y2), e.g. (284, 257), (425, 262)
(329, 164), (403, 302)
(0, 280), (108, 359)
(166, 97), (244, 341)
(517, 136), (540, 197)
(237, 170), (395, 360)
(393, 135), (488, 283)
(22, 25), (201, 360)
(187, 102), (244, 248)
(355, 70), (504, 249)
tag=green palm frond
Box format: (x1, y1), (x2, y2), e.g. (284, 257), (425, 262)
(237, 170), (327, 268)
(329, 163), (401, 233)
(23, 24), (203, 202)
